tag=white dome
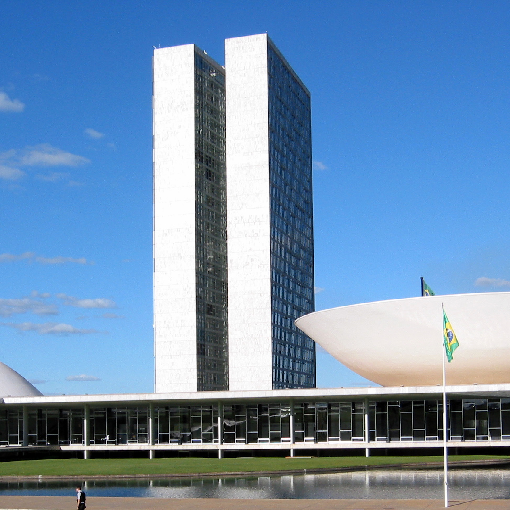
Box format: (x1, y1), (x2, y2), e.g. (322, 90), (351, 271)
(0, 362), (43, 397)
(296, 292), (510, 386)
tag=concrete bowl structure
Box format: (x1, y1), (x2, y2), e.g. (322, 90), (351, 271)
(295, 292), (510, 387)
(0, 362), (42, 398)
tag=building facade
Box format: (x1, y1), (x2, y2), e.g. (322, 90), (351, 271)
(226, 35), (315, 391)
(153, 34), (315, 393)
(153, 45), (229, 392)
(2, 385), (510, 459)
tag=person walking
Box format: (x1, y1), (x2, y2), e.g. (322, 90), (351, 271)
(76, 486), (86, 510)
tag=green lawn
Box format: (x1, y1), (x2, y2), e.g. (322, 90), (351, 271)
(0, 455), (508, 477)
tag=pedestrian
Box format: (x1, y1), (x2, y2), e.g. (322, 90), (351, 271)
(76, 485), (86, 510)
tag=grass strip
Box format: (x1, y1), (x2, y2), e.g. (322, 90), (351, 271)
(0, 455), (508, 478)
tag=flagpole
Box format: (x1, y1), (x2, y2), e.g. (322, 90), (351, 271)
(442, 303), (449, 508)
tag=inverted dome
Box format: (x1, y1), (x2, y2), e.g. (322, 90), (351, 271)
(296, 292), (510, 386)
(0, 362), (43, 397)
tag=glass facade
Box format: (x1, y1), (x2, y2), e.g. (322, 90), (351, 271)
(3, 397), (509, 448)
(194, 52), (229, 391)
(267, 42), (316, 389)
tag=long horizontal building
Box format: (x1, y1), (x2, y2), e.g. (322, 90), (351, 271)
(3, 382), (510, 458)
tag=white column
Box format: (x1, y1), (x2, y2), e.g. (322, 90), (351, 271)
(217, 401), (223, 459)
(149, 403), (155, 459)
(289, 400), (295, 457)
(364, 398), (370, 457)
(83, 405), (90, 460)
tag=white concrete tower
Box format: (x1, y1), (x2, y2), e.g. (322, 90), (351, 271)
(226, 34), (315, 391)
(153, 45), (228, 393)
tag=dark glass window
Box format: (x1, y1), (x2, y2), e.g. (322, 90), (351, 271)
(194, 53), (228, 391)
(267, 43), (315, 389)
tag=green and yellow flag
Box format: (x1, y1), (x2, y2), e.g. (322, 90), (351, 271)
(443, 308), (459, 362)
(421, 278), (435, 296)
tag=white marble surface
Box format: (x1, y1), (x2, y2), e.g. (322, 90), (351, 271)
(153, 45), (200, 392)
(226, 34), (273, 391)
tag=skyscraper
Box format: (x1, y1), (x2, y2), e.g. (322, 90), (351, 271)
(153, 34), (315, 393)
(225, 35), (315, 390)
(153, 44), (228, 392)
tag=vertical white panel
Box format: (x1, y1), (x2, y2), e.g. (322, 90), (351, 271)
(226, 34), (273, 390)
(153, 45), (198, 392)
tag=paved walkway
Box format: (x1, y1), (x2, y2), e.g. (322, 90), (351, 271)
(1, 497), (510, 510)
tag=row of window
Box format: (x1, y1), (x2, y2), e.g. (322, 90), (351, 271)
(4, 399), (510, 446)
(272, 354), (314, 373)
(270, 148), (312, 189)
(271, 264), (313, 297)
(272, 284), (313, 309)
(271, 218), (313, 244)
(272, 273), (314, 302)
(271, 197), (312, 232)
(273, 371), (314, 389)
(270, 181), (312, 220)
(268, 45), (310, 112)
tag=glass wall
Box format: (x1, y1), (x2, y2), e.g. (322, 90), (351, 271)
(26, 408), (84, 445)
(3, 398), (510, 447)
(154, 405), (217, 444)
(90, 407), (148, 444)
(0, 409), (22, 445)
(194, 51), (229, 391)
(267, 41), (315, 389)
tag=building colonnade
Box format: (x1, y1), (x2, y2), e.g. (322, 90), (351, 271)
(2, 396), (510, 458)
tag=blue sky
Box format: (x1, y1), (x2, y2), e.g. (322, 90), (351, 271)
(1, 1), (510, 395)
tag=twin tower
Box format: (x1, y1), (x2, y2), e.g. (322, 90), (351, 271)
(153, 34), (315, 393)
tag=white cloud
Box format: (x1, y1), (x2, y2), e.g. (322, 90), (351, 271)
(84, 128), (104, 139)
(0, 164), (25, 180)
(17, 144), (89, 167)
(75, 298), (116, 309)
(66, 374), (101, 381)
(68, 180), (85, 187)
(0, 145), (89, 185)
(31, 291), (51, 299)
(101, 312), (124, 319)
(314, 287), (325, 294)
(475, 277), (510, 288)
(0, 252), (90, 265)
(0, 91), (25, 112)
(57, 294), (117, 309)
(0, 298), (58, 317)
(313, 161), (328, 171)
(2, 322), (99, 335)
(0, 252), (35, 263)
(36, 255), (88, 265)
(35, 171), (70, 182)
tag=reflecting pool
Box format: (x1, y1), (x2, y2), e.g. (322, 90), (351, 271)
(1, 469), (510, 500)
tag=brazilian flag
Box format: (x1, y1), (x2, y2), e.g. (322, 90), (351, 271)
(422, 279), (435, 296)
(443, 309), (459, 362)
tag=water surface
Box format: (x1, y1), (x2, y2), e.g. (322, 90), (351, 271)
(1, 469), (510, 500)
